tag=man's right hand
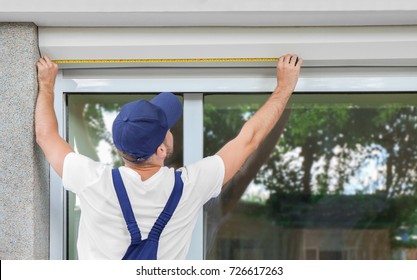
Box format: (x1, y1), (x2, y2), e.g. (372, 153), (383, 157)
(275, 54), (303, 95)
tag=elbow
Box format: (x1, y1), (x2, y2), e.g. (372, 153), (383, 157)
(35, 130), (46, 147)
(244, 142), (259, 159)
(241, 130), (262, 155)
(247, 137), (261, 153)
(35, 126), (49, 147)
(35, 118), (57, 147)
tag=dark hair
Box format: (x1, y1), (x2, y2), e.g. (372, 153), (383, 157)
(117, 150), (152, 166)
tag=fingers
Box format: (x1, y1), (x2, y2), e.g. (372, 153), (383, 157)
(36, 56), (58, 90)
(289, 55), (298, 66)
(278, 54), (302, 68)
(37, 56), (57, 69)
(38, 56), (51, 63)
(37, 56), (48, 67)
(43, 56), (55, 67)
(275, 54), (302, 94)
(282, 54), (292, 64)
(36, 58), (46, 69)
(296, 57), (303, 68)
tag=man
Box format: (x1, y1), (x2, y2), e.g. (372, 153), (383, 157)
(35, 54), (302, 259)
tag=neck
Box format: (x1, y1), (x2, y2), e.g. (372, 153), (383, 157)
(124, 161), (163, 181)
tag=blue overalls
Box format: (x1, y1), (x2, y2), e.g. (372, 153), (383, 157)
(111, 169), (183, 260)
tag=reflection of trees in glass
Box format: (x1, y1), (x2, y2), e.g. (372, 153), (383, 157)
(82, 102), (123, 166)
(253, 105), (416, 199)
(204, 101), (291, 256)
(256, 105), (350, 195)
(204, 96), (417, 255)
(261, 104), (417, 248)
(256, 105), (417, 198)
(204, 103), (255, 157)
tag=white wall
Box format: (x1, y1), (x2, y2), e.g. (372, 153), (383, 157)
(39, 26), (417, 68)
(1, 0), (417, 26)
(6, 0), (416, 67)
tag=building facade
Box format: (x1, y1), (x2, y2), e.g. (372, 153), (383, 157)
(1, 0), (417, 260)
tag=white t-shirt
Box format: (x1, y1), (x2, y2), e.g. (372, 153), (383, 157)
(62, 152), (224, 260)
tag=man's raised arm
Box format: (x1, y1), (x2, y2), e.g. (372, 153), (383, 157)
(216, 54), (302, 186)
(35, 56), (73, 177)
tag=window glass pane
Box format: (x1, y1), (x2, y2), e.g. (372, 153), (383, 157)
(66, 93), (183, 260)
(204, 93), (417, 260)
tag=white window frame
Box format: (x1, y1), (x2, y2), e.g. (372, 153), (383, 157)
(50, 66), (417, 259)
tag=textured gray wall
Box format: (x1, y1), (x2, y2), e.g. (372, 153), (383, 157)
(0, 23), (49, 259)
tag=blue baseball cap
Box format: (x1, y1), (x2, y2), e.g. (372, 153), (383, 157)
(112, 92), (182, 162)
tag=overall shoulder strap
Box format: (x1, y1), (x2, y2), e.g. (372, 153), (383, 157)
(111, 168), (142, 244)
(147, 171), (184, 241)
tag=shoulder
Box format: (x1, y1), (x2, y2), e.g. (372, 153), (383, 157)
(178, 155), (225, 203)
(64, 152), (109, 174)
(183, 155), (224, 171)
(180, 155), (224, 181)
(63, 152), (111, 193)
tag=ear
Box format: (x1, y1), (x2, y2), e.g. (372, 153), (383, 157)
(155, 143), (167, 158)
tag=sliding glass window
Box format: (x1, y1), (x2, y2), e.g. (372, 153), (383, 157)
(65, 91), (417, 260)
(204, 93), (417, 260)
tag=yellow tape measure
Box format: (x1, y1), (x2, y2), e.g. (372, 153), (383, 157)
(53, 58), (278, 64)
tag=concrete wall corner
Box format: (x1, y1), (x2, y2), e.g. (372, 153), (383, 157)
(0, 22), (50, 259)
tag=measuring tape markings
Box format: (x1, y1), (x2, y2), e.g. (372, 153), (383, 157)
(53, 58), (278, 64)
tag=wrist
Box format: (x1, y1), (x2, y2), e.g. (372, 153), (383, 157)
(273, 86), (293, 97)
(38, 83), (55, 94)
(38, 88), (55, 97)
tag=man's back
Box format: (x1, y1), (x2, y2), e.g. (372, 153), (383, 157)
(62, 152), (224, 259)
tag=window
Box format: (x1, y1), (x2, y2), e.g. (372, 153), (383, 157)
(54, 67), (417, 260)
(204, 93), (417, 260)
